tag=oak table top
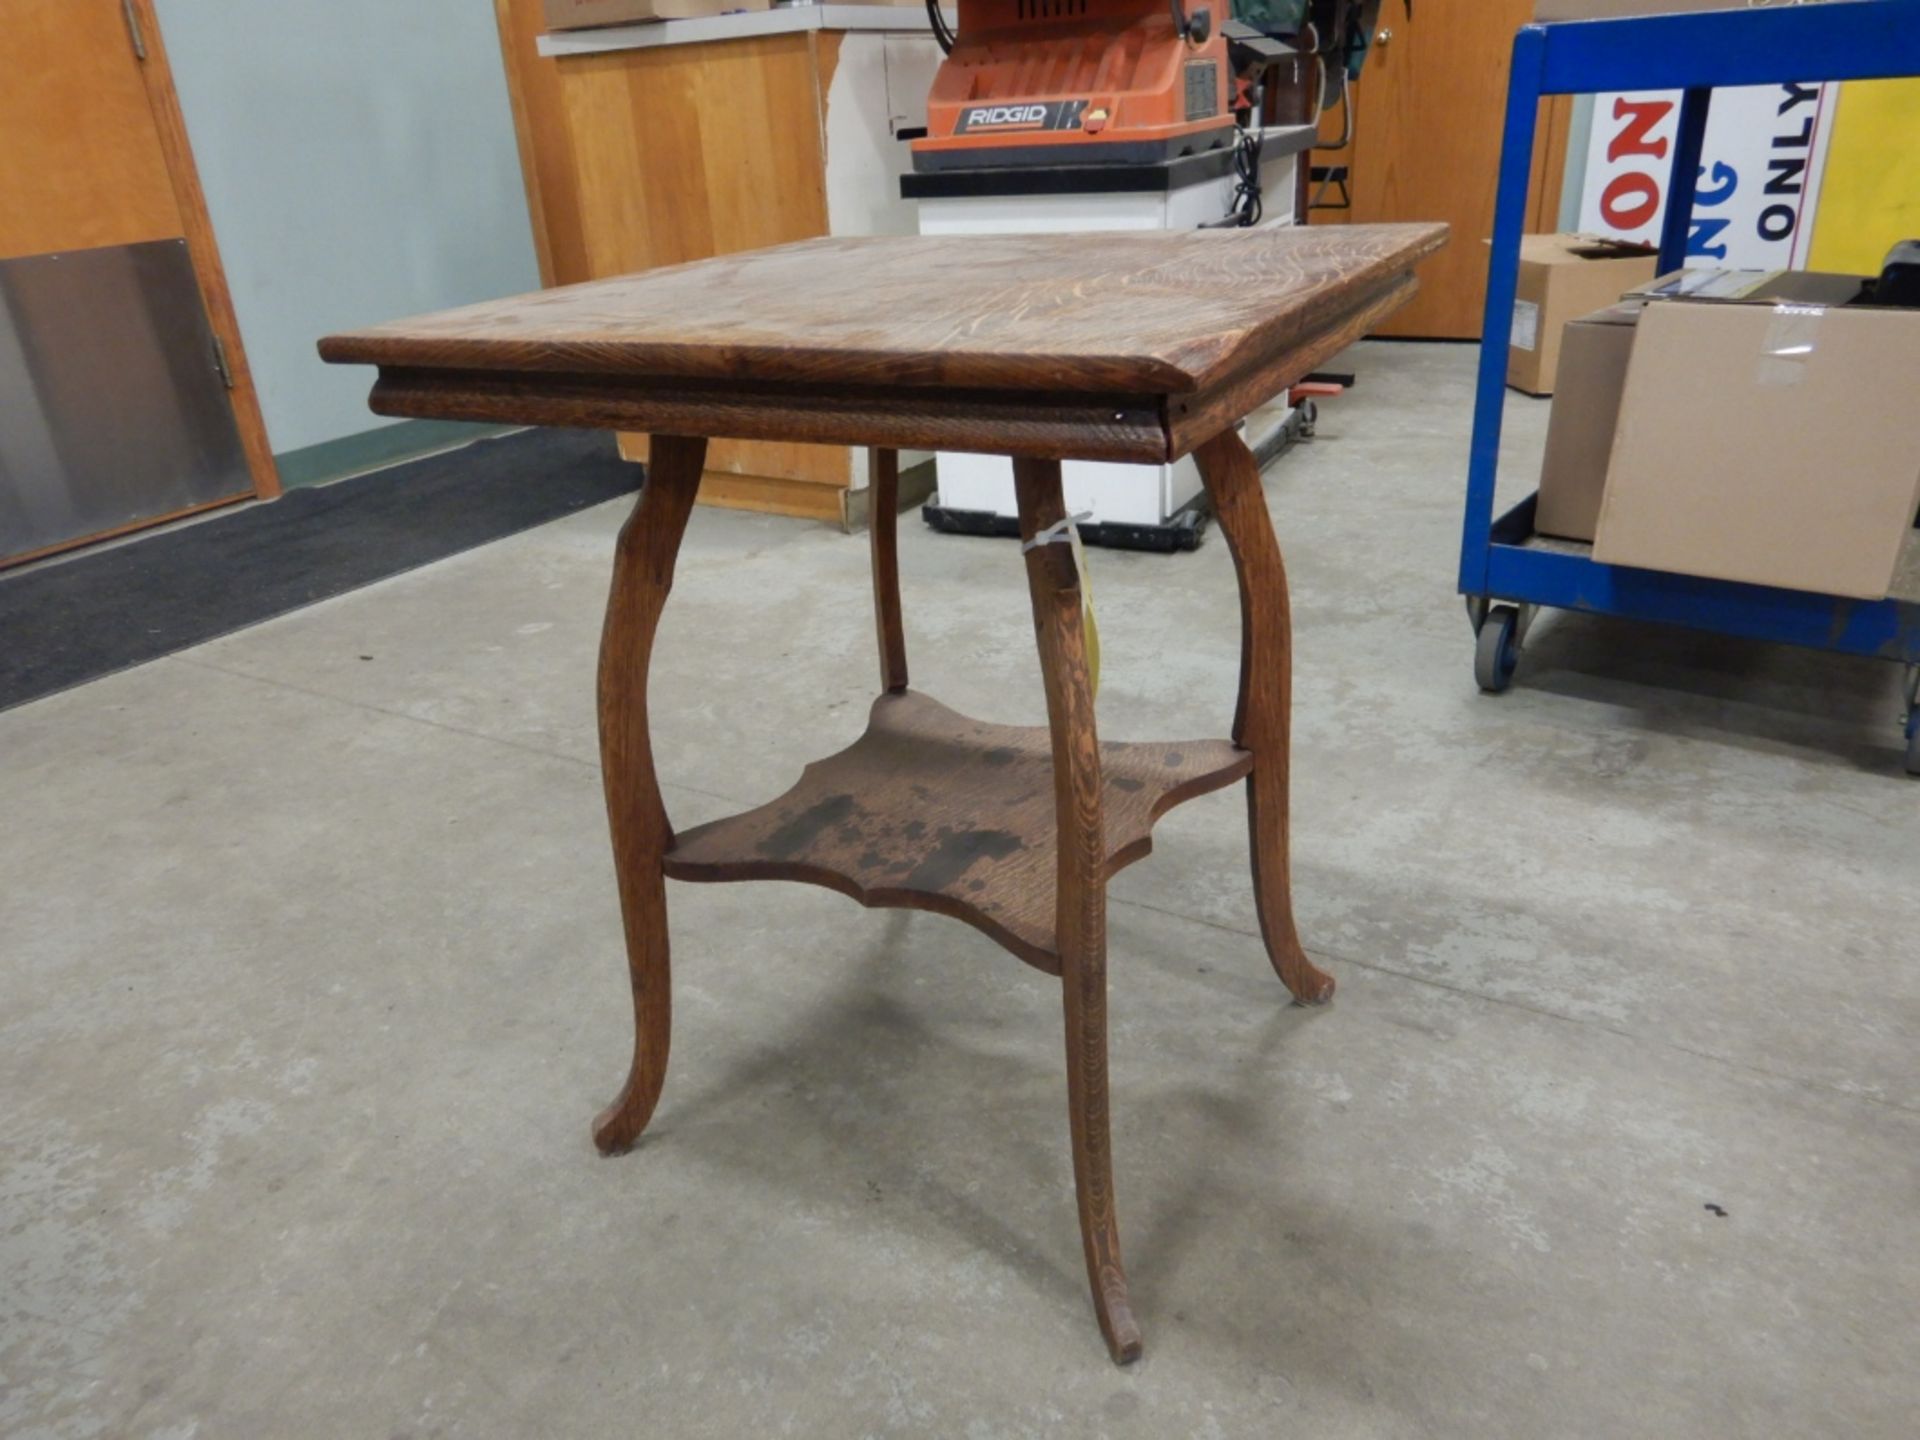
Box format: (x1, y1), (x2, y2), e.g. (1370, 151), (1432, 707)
(318, 221), (1447, 1365)
(319, 223), (1447, 462)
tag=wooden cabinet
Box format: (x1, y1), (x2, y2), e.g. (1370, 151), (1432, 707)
(494, 2), (939, 521)
(1312, 0), (1570, 340)
(1, 0), (276, 565)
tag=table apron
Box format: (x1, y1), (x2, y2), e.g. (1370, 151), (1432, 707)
(366, 368), (1174, 463)
(1166, 273), (1419, 458)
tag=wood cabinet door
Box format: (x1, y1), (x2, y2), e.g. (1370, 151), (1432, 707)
(495, 4), (858, 520)
(1314, 0), (1567, 340)
(0, 0), (276, 564)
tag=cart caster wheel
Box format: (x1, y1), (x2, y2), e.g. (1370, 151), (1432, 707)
(1475, 604), (1521, 694)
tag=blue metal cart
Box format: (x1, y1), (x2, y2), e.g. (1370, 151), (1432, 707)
(1460, 1), (1920, 774)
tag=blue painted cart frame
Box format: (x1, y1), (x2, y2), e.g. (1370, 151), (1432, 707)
(1460, 2), (1920, 768)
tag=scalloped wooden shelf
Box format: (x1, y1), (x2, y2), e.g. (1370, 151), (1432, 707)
(664, 690), (1250, 972)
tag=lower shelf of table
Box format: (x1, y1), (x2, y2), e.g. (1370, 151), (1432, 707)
(664, 690), (1251, 972)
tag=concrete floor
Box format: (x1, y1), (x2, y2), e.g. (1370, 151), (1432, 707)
(5, 341), (1918, 1439)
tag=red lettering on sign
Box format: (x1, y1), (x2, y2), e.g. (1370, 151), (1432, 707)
(1601, 172), (1662, 230)
(1607, 96), (1673, 162)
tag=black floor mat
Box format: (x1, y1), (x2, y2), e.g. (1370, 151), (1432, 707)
(0, 428), (641, 713)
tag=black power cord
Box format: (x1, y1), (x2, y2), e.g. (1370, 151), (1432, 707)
(925, 0), (955, 54)
(1198, 126), (1264, 228)
(1226, 122), (1265, 226)
(1201, 77), (1265, 229)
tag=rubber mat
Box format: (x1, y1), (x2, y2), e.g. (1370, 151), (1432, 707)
(0, 428), (641, 712)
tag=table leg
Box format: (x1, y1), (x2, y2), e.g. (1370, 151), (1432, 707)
(593, 433), (708, 1155)
(1013, 458), (1142, 1366)
(1193, 428), (1336, 1005)
(869, 447), (908, 694)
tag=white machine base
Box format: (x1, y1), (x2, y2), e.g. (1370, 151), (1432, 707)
(915, 148), (1303, 532)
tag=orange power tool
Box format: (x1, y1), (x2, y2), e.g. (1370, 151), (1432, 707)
(911, 0), (1249, 171)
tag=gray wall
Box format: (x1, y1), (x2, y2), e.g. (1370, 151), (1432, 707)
(156, 1), (540, 456)
(1560, 95), (1596, 233)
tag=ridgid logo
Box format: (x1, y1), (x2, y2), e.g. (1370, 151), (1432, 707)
(953, 100), (1088, 134)
(963, 106), (1048, 129)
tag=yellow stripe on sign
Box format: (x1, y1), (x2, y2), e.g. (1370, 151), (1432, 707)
(1809, 78), (1920, 277)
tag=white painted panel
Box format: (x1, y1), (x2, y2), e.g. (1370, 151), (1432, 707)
(932, 452), (1202, 529)
(916, 150), (1297, 525)
(882, 34), (943, 134)
(157, 0), (540, 453)
(823, 34), (926, 240)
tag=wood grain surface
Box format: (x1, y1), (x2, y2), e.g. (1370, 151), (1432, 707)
(364, 365), (1172, 464)
(1014, 458), (1142, 1365)
(1165, 272), (1417, 459)
(0, 0), (182, 260)
(1316, 0), (1554, 339)
(324, 210), (1436, 1360)
(554, 30), (856, 496)
(491, 12), (855, 506)
(677, 465), (850, 522)
(868, 447), (908, 693)
(320, 223), (1447, 398)
(1, 0), (278, 508)
(591, 434), (708, 1155)
(663, 691), (1250, 972)
(492, 0), (589, 289)
(1194, 428), (1336, 1004)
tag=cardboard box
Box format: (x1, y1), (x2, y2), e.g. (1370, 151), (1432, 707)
(1507, 234), (1658, 396)
(543, 0), (772, 30)
(1592, 273), (1920, 599)
(1535, 303), (1642, 541)
(1623, 267), (1869, 307)
(1531, 269), (1864, 541)
(1534, 0), (1847, 21)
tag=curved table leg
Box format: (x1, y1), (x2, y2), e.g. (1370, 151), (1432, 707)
(1013, 458), (1143, 1366)
(1193, 428), (1336, 1005)
(869, 447), (908, 694)
(593, 433), (708, 1154)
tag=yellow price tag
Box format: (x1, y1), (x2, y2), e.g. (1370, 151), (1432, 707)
(1025, 510), (1100, 699)
(1067, 518), (1100, 700)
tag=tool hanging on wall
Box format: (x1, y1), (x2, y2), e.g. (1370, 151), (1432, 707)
(1233, 0), (1383, 109)
(1234, 0), (1385, 212)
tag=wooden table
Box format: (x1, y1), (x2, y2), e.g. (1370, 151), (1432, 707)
(320, 222), (1447, 1364)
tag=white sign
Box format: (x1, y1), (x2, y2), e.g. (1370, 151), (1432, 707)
(1578, 83), (1837, 269)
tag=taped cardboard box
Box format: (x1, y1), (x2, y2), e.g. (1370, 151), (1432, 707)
(1534, 0), (1847, 21)
(544, 0), (772, 30)
(1623, 268), (1868, 306)
(1537, 270), (1865, 540)
(1506, 234), (1657, 395)
(1592, 271), (1920, 599)
(1535, 302), (1643, 541)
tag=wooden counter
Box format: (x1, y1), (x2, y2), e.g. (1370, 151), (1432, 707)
(494, 1), (944, 521)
